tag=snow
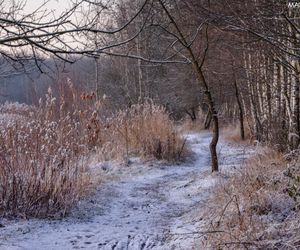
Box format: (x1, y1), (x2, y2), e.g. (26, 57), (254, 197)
(0, 132), (255, 250)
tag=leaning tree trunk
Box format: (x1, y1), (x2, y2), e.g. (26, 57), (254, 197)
(158, 0), (219, 171)
(192, 62), (219, 172)
(185, 107), (197, 122)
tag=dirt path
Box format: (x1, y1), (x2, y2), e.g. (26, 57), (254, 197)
(0, 132), (254, 250)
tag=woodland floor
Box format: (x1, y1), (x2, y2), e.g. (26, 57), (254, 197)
(0, 132), (255, 250)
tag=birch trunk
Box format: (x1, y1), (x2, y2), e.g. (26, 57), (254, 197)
(234, 80), (245, 140)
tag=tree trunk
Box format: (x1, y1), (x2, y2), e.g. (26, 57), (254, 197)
(203, 110), (212, 129)
(244, 52), (262, 141)
(291, 62), (300, 149)
(288, 9), (300, 149)
(210, 109), (219, 172)
(158, 0), (219, 171)
(136, 6), (143, 103)
(185, 107), (197, 121)
(234, 80), (245, 140)
(193, 63), (219, 172)
(95, 57), (99, 101)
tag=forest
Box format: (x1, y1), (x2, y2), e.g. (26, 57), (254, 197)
(0, 0), (299, 249)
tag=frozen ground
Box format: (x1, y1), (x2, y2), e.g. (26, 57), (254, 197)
(0, 132), (255, 250)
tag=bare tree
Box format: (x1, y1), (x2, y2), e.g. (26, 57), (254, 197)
(0, 0), (150, 67)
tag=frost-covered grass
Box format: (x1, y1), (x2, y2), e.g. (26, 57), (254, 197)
(0, 91), (91, 218)
(0, 87), (185, 218)
(111, 103), (187, 161)
(202, 149), (300, 249)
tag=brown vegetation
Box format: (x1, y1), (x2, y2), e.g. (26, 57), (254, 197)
(201, 149), (300, 249)
(112, 102), (187, 161)
(0, 90), (91, 218)
(0, 84), (185, 218)
(222, 123), (252, 144)
(180, 109), (207, 133)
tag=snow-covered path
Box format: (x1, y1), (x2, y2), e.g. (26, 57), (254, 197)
(0, 132), (254, 250)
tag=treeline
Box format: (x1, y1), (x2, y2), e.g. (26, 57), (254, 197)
(102, 0), (300, 151)
(1, 0), (299, 158)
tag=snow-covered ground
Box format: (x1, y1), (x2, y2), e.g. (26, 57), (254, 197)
(0, 132), (255, 250)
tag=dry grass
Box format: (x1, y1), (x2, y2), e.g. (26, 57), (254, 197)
(181, 109), (206, 133)
(112, 102), (187, 161)
(0, 86), (185, 218)
(222, 123), (252, 144)
(201, 149), (300, 249)
(77, 101), (187, 162)
(0, 89), (91, 218)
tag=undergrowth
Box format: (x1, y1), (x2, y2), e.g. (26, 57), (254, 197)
(222, 123), (251, 144)
(0, 83), (185, 218)
(201, 149), (300, 249)
(0, 88), (91, 218)
(112, 103), (187, 161)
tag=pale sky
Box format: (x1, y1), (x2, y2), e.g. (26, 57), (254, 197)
(24, 0), (71, 16)
(22, 0), (114, 24)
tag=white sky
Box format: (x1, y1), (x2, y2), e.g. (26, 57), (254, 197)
(24, 0), (71, 16)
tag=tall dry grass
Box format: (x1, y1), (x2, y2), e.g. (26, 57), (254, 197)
(181, 109), (206, 132)
(201, 149), (300, 249)
(112, 102), (187, 161)
(0, 84), (186, 218)
(222, 123), (252, 144)
(0, 89), (91, 218)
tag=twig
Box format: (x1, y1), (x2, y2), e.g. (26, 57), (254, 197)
(216, 196), (234, 226)
(169, 230), (225, 236)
